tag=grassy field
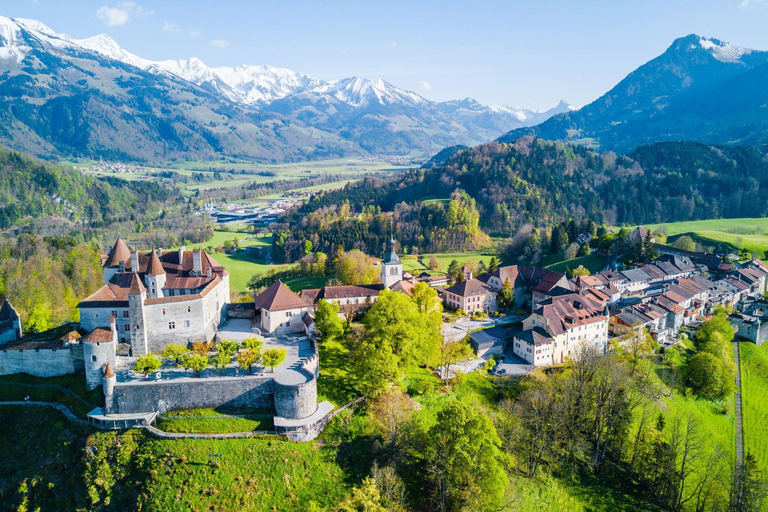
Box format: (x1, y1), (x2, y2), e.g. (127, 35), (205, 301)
(739, 341), (768, 472)
(399, 251), (495, 275)
(541, 253), (607, 275)
(0, 406), (354, 511)
(156, 408), (274, 434)
(642, 218), (768, 256)
(77, 157), (411, 194)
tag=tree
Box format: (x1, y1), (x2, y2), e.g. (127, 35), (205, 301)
(212, 350), (231, 372)
(564, 242), (580, 260)
(571, 264), (591, 277)
(577, 242), (590, 257)
(336, 477), (390, 512)
(217, 339), (239, 356)
(181, 353), (209, 377)
(674, 235), (697, 252)
(642, 233), (658, 261)
(242, 337), (263, 351)
(336, 250), (379, 285)
(161, 343), (188, 365)
(550, 224), (569, 253)
(262, 347), (287, 372)
(487, 255), (499, 273)
(623, 327), (652, 375)
(315, 299), (345, 342)
(132, 354), (162, 376)
(685, 352), (725, 399)
(730, 454), (768, 512)
(446, 259), (462, 284)
(236, 349), (260, 373)
(352, 334), (400, 397)
(498, 277), (515, 311)
(426, 401), (507, 511)
(304, 239), (313, 255)
(369, 389), (415, 463)
(429, 255), (439, 271)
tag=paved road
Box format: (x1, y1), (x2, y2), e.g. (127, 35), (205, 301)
(734, 341), (744, 467)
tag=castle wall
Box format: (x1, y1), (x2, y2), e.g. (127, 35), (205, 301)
(0, 344), (83, 377)
(106, 376), (275, 414)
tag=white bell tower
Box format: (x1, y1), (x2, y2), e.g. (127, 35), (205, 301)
(381, 237), (402, 288)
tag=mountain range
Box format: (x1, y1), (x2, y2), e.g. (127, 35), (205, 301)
(0, 15), (569, 162)
(500, 34), (768, 152)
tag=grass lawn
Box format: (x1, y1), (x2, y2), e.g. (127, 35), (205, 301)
(191, 229), (272, 251)
(739, 341), (768, 472)
(542, 253), (607, 275)
(400, 251), (495, 275)
(642, 218), (768, 255)
(209, 251), (280, 293)
(156, 407), (275, 434)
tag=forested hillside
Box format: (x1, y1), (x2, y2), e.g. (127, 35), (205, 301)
(274, 138), (768, 261)
(0, 146), (169, 229)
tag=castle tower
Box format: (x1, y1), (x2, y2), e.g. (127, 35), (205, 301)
(381, 237), (402, 289)
(128, 272), (149, 356)
(144, 249), (166, 299)
(102, 236), (130, 283)
(103, 363), (116, 398)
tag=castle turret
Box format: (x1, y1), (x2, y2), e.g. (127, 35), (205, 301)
(128, 272), (149, 356)
(103, 236), (131, 283)
(144, 249), (166, 299)
(381, 237), (402, 289)
(103, 363), (116, 398)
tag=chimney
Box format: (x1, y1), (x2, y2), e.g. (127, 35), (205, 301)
(193, 250), (203, 274)
(131, 251), (139, 273)
(178, 246), (185, 265)
(118, 260), (125, 273)
(206, 267), (212, 278)
(109, 315), (116, 335)
(156, 248), (163, 257)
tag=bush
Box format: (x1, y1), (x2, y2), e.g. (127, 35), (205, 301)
(217, 339), (239, 356)
(685, 352), (725, 399)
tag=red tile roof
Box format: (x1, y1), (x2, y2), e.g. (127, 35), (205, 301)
(253, 280), (308, 311)
(103, 237), (131, 267)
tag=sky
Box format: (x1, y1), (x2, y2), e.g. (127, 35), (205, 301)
(6, 0), (768, 110)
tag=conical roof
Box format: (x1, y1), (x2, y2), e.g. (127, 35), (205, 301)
(383, 238), (400, 264)
(103, 363), (115, 379)
(128, 272), (146, 295)
(147, 250), (165, 276)
(104, 237), (131, 268)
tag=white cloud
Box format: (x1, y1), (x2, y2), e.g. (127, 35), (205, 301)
(210, 39), (230, 48)
(162, 22), (182, 35)
(189, 29), (203, 37)
(96, 2), (153, 27)
(388, 41), (398, 48)
(740, 0), (766, 8)
(418, 80), (432, 92)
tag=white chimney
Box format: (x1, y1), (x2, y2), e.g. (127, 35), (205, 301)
(131, 251), (139, 273)
(178, 246), (185, 265)
(193, 250), (203, 274)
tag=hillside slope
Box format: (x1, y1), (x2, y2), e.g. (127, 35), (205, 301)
(500, 35), (768, 152)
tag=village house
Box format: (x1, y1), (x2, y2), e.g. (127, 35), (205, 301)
(513, 294), (608, 366)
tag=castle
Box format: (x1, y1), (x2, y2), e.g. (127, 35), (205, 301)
(78, 237), (230, 356)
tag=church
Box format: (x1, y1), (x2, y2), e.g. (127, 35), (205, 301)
(254, 238), (413, 334)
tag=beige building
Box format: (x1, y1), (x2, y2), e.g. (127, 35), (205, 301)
(253, 280), (312, 335)
(514, 294), (608, 366)
(443, 279), (497, 314)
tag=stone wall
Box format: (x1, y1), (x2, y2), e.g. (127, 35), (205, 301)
(106, 376), (275, 415)
(274, 374), (317, 420)
(0, 344), (83, 377)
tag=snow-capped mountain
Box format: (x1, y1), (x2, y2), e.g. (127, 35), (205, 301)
(0, 14), (570, 161)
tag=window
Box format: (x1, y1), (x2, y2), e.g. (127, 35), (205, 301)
(123, 311), (129, 318)
(169, 322), (176, 329)
(287, 311), (293, 317)
(187, 306), (191, 313)
(111, 310), (117, 317)
(91, 355), (97, 362)
(185, 320), (190, 327)
(162, 308), (166, 316)
(124, 324), (130, 331)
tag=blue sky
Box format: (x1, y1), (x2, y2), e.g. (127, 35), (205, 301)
(7, 0), (767, 109)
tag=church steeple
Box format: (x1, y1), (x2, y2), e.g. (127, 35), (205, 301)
(381, 236), (402, 288)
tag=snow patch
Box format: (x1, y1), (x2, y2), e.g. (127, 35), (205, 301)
(698, 37), (752, 63)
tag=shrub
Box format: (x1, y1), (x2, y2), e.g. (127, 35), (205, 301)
(160, 344), (187, 365)
(217, 339), (239, 356)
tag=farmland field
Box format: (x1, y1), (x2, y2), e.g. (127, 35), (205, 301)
(739, 341), (768, 472)
(642, 218), (768, 255)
